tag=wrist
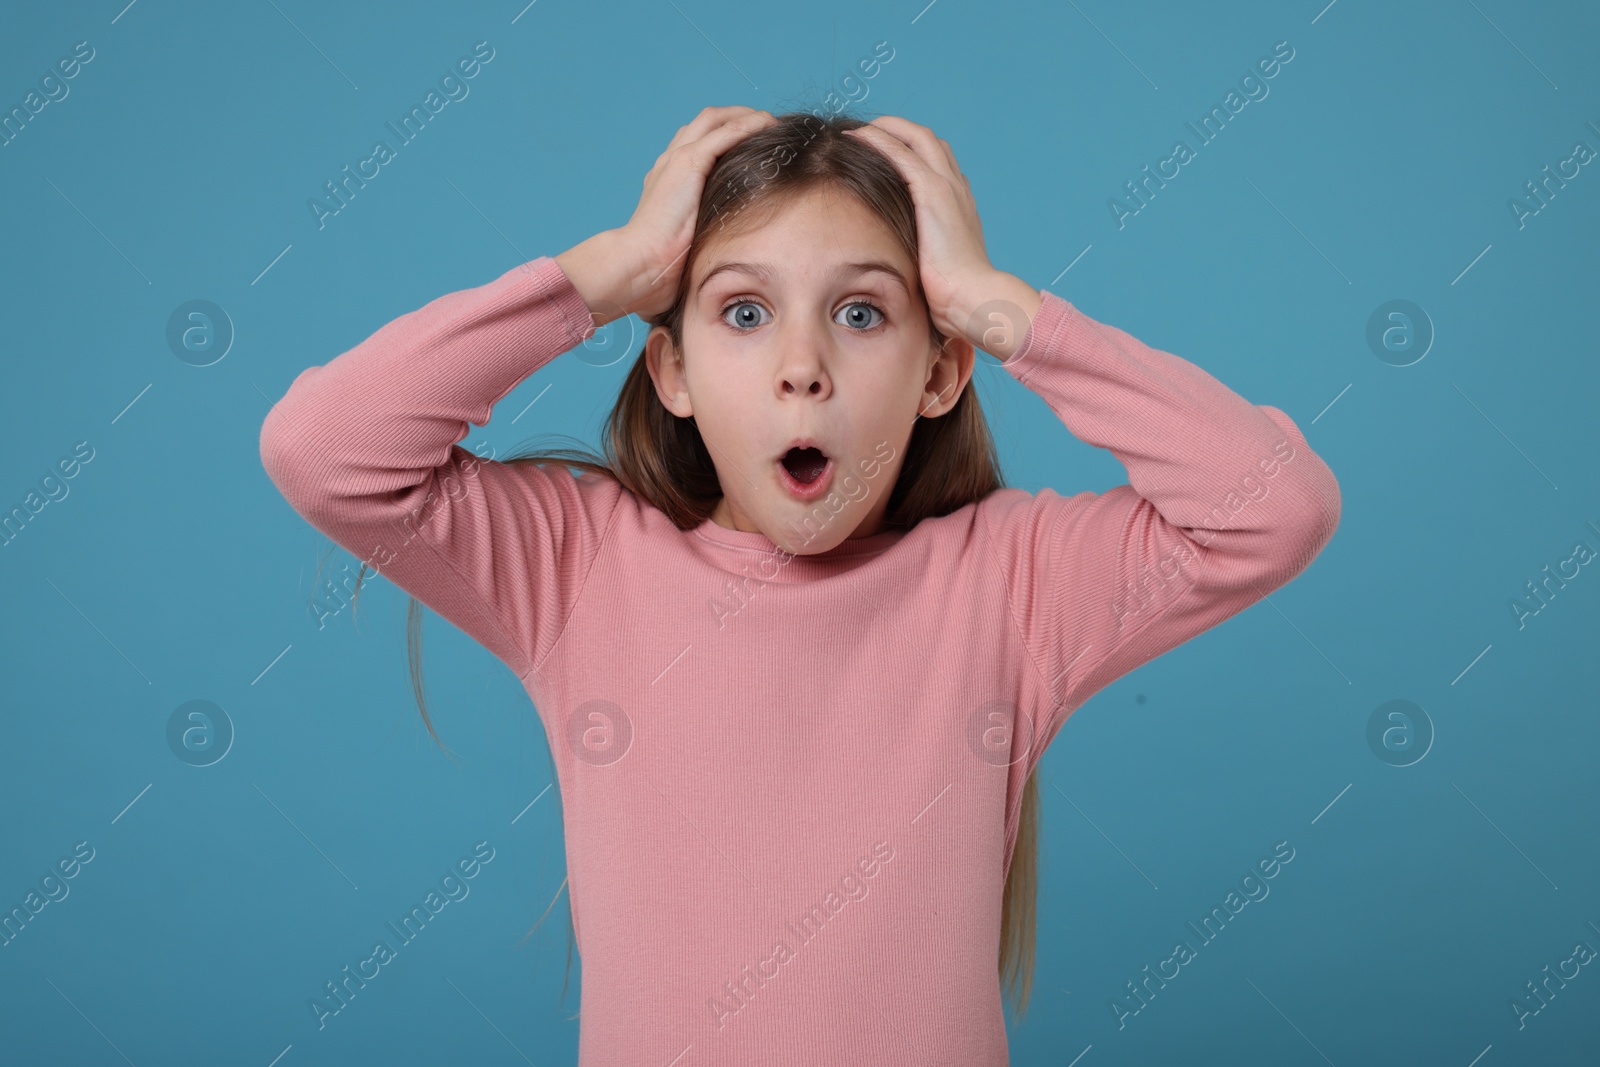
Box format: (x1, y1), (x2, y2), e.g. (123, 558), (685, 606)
(954, 270), (1044, 362)
(553, 229), (634, 327)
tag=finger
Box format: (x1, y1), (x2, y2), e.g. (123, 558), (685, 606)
(854, 122), (971, 199)
(843, 123), (941, 190)
(666, 105), (758, 151)
(663, 105), (770, 156)
(859, 115), (962, 185)
(676, 108), (776, 171)
(936, 138), (965, 184)
(647, 108), (771, 185)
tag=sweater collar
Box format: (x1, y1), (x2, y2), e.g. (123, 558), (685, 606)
(690, 515), (906, 558)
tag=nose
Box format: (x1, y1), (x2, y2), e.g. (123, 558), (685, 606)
(775, 317), (833, 400)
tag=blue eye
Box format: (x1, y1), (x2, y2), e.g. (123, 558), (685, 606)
(835, 301), (886, 330)
(721, 301), (769, 330)
(717, 299), (889, 332)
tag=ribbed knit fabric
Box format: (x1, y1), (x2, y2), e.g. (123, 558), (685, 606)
(259, 255), (1340, 1066)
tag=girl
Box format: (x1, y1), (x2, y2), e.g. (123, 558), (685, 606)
(261, 106), (1340, 1065)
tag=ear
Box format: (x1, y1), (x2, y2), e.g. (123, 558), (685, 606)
(645, 325), (694, 418)
(921, 334), (975, 418)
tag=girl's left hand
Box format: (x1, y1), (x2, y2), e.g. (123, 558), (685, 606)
(844, 116), (1040, 357)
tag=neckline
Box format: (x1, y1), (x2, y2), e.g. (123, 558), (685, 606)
(691, 515), (907, 557)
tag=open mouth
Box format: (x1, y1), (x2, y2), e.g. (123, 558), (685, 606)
(777, 445), (835, 499)
(781, 446), (829, 485)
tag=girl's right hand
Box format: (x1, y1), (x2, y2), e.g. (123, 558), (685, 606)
(559, 106), (776, 324)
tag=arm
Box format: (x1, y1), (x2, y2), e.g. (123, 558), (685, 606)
(258, 251), (627, 680)
(981, 290), (1342, 755)
(259, 104), (788, 684)
(832, 114), (1338, 754)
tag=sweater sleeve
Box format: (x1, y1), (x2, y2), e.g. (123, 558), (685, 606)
(980, 289), (1341, 760)
(258, 255), (627, 680)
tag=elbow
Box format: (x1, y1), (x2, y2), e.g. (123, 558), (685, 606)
(258, 402), (291, 486)
(259, 401), (307, 507)
(258, 361), (375, 518)
(1258, 404), (1340, 548)
(1307, 461), (1341, 550)
(259, 369), (315, 485)
(1287, 463), (1340, 555)
(259, 393), (339, 518)
(1270, 466), (1341, 584)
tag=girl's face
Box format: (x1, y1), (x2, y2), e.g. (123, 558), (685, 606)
(646, 183), (975, 555)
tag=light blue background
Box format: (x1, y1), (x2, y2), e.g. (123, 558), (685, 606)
(2, 0), (1597, 1064)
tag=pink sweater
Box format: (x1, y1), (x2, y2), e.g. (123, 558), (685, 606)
(260, 255), (1340, 1065)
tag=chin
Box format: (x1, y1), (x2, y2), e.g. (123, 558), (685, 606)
(773, 516), (850, 555)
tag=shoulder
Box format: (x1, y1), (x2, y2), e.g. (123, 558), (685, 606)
(975, 484), (1100, 535)
(489, 458), (631, 537)
(973, 483), (1123, 577)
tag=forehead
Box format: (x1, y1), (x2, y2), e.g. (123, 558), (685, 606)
(691, 185), (910, 283)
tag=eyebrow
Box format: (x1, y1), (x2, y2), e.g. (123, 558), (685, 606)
(694, 259), (912, 298)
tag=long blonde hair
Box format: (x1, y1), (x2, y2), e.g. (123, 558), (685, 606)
(331, 109), (1044, 1017)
